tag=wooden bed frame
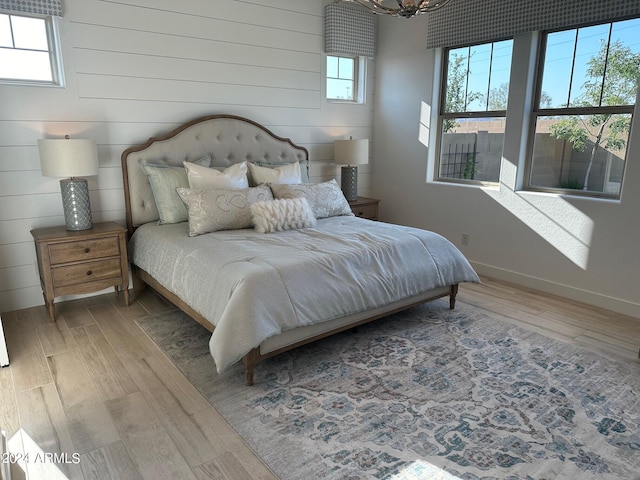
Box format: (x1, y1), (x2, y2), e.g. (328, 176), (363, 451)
(121, 114), (459, 385)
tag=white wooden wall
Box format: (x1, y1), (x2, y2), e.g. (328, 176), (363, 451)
(0, 0), (375, 313)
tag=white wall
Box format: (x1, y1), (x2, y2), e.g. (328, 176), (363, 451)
(0, 0), (375, 313)
(372, 15), (640, 318)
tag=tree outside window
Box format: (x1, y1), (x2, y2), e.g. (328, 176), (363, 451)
(437, 40), (513, 184)
(528, 18), (640, 197)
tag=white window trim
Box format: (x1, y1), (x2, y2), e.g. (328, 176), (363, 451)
(326, 55), (367, 105)
(429, 42), (513, 188)
(0, 13), (65, 87)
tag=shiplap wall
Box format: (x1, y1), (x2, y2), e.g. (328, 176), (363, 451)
(0, 0), (375, 313)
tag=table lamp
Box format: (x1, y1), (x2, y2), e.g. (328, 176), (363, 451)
(334, 137), (369, 202)
(38, 136), (99, 231)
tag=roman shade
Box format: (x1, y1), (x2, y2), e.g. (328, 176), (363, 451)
(325, 3), (376, 58)
(426, 0), (640, 49)
(0, 0), (63, 16)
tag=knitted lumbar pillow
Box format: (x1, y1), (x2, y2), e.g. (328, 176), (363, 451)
(250, 197), (317, 233)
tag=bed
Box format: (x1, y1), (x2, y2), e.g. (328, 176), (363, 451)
(121, 114), (480, 385)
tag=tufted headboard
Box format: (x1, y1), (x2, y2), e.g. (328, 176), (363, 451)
(121, 114), (309, 233)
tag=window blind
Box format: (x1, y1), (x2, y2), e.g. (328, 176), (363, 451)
(0, 0), (63, 16)
(426, 0), (640, 49)
(325, 3), (376, 58)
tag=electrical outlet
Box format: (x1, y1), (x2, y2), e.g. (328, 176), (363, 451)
(461, 233), (470, 246)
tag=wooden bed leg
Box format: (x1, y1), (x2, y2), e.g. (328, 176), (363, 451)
(449, 284), (459, 309)
(242, 350), (259, 386)
(245, 365), (254, 386)
(131, 268), (147, 293)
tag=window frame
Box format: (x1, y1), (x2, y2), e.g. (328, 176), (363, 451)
(325, 54), (366, 104)
(523, 22), (637, 199)
(0, 12), (64, 87)
(428, 18), (639, 202)
(434, 40), (513, 186)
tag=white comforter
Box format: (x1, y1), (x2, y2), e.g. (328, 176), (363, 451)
(129, 216), (479, 372)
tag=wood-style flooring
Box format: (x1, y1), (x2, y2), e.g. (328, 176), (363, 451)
(0, 277), (638, 480)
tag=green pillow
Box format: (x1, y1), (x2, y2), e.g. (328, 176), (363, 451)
(143, 155), (211, 224)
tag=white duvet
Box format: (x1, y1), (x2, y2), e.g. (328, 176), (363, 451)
(129, 216), (479, 372)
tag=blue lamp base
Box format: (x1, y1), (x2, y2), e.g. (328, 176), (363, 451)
(60, 178), (93, 231)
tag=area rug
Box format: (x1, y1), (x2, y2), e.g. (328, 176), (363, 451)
(136, 299), (640, 479)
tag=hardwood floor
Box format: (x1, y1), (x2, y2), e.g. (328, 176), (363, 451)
(0, 278), (638, 479)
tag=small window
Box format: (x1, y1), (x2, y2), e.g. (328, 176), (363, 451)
(0, 13), (63, 86)
(527, 18), (640, 197)
(436, 39), (514, 184)
(326, 55), (359, 102)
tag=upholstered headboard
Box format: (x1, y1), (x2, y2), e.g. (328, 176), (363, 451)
(121, 114), (309, 232)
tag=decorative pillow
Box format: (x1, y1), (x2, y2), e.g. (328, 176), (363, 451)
(184, 161), (249, 190)
(143, 155), (211, 224)
(251, 197), (316, 234)
(269, 179), (353, 219)
(176, 185), (273, 236)
(254, 159), (310, 183)
(248, 162), (301, 185)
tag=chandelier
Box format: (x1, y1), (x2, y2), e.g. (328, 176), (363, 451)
(340, 0), (453, 18)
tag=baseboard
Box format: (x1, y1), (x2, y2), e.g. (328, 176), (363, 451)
(471, 262), (640, 319)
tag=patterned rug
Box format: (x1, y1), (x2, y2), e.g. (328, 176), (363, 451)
(136, 299), (640, 479)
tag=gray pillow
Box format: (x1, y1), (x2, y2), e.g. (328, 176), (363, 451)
(176, 185), (273, 236)
(143, 155), (211, 224)
(269, 179), (353, 219)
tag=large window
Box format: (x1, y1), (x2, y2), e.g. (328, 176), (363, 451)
(326, 55), (361, 102)
(527, 19), (640, 197)
(437, 40), (513, 184)
(0, 13), (63, 86)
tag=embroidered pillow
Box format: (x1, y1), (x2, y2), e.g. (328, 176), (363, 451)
(176, 185), (273, 236)
(184, 161), (249, 190)
(143, 155), (211, 224)
(251, 197), (316, 233)
(269, 179), (353, 219)
(248, 162), (301, 185)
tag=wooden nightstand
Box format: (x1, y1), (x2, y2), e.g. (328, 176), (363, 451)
(349, 196), (380, 220)
(31, 222), (130, 322)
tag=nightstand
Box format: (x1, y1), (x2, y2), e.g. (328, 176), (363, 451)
(31, 222), (130, 322)
(349, 196), (380, 220)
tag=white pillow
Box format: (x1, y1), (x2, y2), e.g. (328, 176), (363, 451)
(248, 162), (301, 185)
(184, 161), (249, 190)
(251, 197), (316, 234)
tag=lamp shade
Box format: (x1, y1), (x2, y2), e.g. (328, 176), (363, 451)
(334, 138), (369, 166)
(38, 138), (99, 178)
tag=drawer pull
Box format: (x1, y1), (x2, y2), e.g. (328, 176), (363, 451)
(86, 270), (93, 276)
(84, 247), (91, 253)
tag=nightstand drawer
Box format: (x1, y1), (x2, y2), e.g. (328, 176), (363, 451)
(352, 204), (378, 219)
(48, 237), (120, 265)
(52, 258), (122, 288)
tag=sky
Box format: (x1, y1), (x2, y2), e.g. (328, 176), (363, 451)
(449, 16), (640, 112)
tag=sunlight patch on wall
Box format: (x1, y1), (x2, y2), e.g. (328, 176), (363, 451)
(484, 161), (594, 269)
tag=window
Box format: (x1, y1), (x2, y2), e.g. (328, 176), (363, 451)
(0, 13), (63, 86)
(326, 55), (361, 102)
(527, 18), (640, 197)
(436, 40), (513, 184)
